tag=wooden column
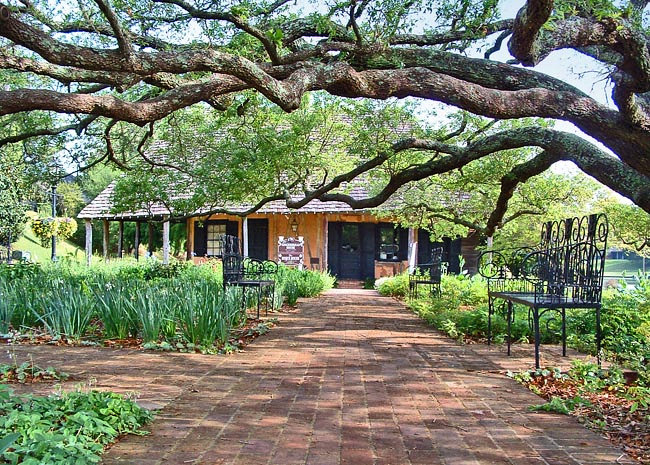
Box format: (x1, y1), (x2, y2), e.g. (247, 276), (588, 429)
(322, 216), (328, 272)
(102, 219), (109, 262)
(147, 222), (154, 257)
(134, 222), (140, 261)
(117, 220), (124, 259)
(162, 218), (170, 264)
(408, 228), (417, 272)
(85, 219), (93, 266)
(185, 218), (194, 261)
(242, 217), (249, 257)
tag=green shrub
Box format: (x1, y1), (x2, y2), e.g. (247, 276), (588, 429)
(375, 272), (409, 297)
(0, 385), (151, 464)
(275, 266), (334, 304)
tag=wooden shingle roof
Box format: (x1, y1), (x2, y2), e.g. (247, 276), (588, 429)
(78, 181), (375, 220)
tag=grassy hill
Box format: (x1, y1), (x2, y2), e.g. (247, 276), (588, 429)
(11, 227), (84, 263)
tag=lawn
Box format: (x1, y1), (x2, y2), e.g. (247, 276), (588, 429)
(604, 257), (647, 276)
(10, 228), (83, 263)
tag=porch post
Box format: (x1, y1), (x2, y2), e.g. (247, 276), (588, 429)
(134, 222), (140, 261)
(85, 219), (92, 266)
(186, 218), (194, 261)
(323, 216), (328, 271)
(102, 219), (109, 262)
(147, 222), (154, 257)
(117, 220), (124, 259)
(242, 217), (249, 257)
(408, 228), (417, 273)
(162, 217), (170, 264)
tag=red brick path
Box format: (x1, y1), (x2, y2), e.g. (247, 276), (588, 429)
(8, 289), (632, 464)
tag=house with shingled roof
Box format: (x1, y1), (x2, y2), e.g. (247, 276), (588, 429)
(78, 179), (480, 281)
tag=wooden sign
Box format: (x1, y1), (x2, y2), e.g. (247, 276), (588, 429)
(278, 236), (304, 267)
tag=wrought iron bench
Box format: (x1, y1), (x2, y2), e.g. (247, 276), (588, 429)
(477, 214), (609, 368)
(221, 235), (277, 319)
(409, 246), (445, 298)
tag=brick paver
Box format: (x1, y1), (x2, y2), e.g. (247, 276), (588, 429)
(6, 289), (632, 464)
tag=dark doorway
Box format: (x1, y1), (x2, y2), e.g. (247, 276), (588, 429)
(417, 230), (462, 273)
(340, 223), (361, 278)
(328, 222), (376, 280)
(247, 219), (268, 260)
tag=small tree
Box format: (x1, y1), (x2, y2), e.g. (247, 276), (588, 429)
(0, 172), (27, 261)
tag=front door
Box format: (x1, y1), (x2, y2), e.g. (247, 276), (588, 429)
(339, 223), (361, 279)
(247, 219), (268, 260)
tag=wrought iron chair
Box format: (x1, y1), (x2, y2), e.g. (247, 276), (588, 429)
(221, 235), (278, 319)
(409, 246), (445, 299)
(478, 214), (608, 368)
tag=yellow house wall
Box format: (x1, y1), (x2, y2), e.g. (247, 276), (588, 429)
(190, 212), (388, 270)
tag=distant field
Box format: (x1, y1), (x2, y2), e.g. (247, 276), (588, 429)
(10, 227), (83, 263)
(604, 258), (647, 275)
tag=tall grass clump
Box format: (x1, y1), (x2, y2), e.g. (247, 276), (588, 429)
(276, 267), (334, 305)
(0, 283), (14, 333)
(35, 282), (95, 341)
(93, 283), (139, 339)
(129, 287), (169, 343)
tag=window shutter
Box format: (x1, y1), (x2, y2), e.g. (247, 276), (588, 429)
(194, 221), (207, 257)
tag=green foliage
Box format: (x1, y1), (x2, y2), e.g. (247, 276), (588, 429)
(0, 361), (68, 384)
(0, 259), (332, 349)
(275, 266), (335, 306)
(529, 395), (592, 414)
(30, 216), (78, 246)
(0, 172), (27, 246)
(375, 272), (410, 297)
(601, 200), (650, 257)
(0, 385), (152, 464)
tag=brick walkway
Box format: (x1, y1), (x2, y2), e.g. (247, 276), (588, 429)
(7, 289), (632, 465)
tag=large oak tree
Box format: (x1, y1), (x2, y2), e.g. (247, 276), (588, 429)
(1, 0), (650, 232)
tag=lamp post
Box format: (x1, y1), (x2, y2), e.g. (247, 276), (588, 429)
(48, 185), (61, 262)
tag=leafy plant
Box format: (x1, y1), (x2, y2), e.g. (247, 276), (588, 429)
(0, 385), (152, 464)
(35, 283), (95, 341)
(0, 361), (68, 383)
(529, 395), (592, 414)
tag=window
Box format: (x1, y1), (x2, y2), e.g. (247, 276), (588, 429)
(206, 223), (227, 256)
(378, 225), (400, 261)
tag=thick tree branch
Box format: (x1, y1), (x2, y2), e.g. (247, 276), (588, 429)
(92, 0), (133, 60)
(508, 0), (554, 65)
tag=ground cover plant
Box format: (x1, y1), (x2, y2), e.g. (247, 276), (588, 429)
(0, 260), (333, 353)
(0, 385), (152, 464)
(509, 361), (650, 463)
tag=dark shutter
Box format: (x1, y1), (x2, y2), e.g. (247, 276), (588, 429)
(248, 219), (268, 260)
(327, 222), (340, 276)
(194, 221), (207, 257)
(398, 227), (409, 261)
(417, 229), (430, 264)
(359, 223), (376, 279)
(448, 237), (462, 273)
(226, 221), (238, 238)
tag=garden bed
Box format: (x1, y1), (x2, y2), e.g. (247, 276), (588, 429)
(0, 260), (333, 357)
(0, 316), (278, 354)
(510, 362), (650, 463)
